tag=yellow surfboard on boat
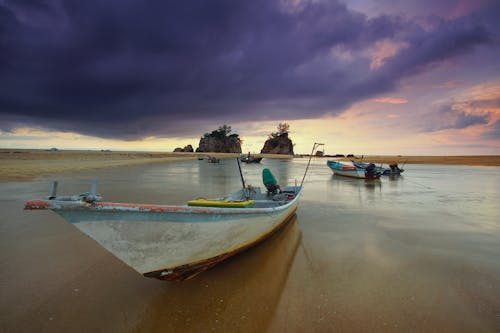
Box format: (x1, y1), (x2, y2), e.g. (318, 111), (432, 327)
(187, 198), (255, 208)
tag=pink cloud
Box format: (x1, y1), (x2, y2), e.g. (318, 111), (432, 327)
(369, 39), (409, 70)
(373, 97), (409, 104)
(435, 80), (463, 89)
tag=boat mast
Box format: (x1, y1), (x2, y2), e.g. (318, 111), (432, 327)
(236, 158), (246, 190)
(300, 142), (324, 189)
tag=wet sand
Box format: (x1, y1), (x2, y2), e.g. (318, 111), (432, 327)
(1, 156), (499, 332)
(0, 149), (198, 181)
(0, 149), (294, 181)
(1, 149), (498, 181)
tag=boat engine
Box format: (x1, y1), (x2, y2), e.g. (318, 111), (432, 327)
(364, 163), (378, 179)
(389, 163), (400, 173)
(263, 168), (280, 195)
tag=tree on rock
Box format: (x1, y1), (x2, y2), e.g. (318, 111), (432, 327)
(269, 122), (290, 139)
(261, 122), (294, 155)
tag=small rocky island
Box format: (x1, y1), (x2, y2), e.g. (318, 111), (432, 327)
(173, 145), (194, 152)
(196, 125), (242, 153)
(261, 123), (294, 155)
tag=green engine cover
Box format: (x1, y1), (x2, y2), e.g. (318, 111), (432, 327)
(262, 168), (277, 186)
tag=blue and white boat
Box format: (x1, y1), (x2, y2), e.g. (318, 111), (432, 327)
(327, 160), (381, 179)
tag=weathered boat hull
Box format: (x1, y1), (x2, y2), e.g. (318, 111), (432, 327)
(143, 207), (297, 280)
(25, 189), (300, 281)
(329, 169), (366, 178)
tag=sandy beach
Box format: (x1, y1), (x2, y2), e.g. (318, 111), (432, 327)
(1, 149), (499, 181)
(1, 155), (499, 332)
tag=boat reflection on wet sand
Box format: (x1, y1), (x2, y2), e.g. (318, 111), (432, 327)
(137, 217), (302, 332)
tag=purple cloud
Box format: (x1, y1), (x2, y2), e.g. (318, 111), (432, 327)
(419, 105), (490, 132)
(0, 0), (498, 139)
(482, 120), (500, 140)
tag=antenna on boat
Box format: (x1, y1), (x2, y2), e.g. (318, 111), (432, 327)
(300, 142), (324, 189)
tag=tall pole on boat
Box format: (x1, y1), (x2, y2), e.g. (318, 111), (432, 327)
(236, 158), (246, 190)
(300, 143), (324, 189)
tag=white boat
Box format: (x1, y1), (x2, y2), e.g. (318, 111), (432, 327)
(25, 144), (324, 281)
(326, 160), (381, 179)
(25, 178), (301, 281)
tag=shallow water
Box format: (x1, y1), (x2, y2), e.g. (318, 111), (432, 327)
(1, 158), (499, 332)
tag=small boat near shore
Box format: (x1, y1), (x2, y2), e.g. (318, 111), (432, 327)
(207, 156), (221, 163)
(240, 153), (263, 163)
(25, 144), (323, 281)
(327, 160), (381, 179)
(352, 160), (404, 176)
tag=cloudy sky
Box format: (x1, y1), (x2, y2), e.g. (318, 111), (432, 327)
(1, 0), (499, 154)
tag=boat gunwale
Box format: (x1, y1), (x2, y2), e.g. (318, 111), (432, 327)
(25, 190), (302, 215)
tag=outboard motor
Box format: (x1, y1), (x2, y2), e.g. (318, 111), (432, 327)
(389, 163), (400, 174)
(262, 168), (280, 195)
(365, 163), (378, 179)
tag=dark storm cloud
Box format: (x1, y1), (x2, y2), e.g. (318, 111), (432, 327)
(0, 0), (497, 139)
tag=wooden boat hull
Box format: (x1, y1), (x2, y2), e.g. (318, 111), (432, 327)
(144, 207), (297, 280)
(25, 190), (300, 281)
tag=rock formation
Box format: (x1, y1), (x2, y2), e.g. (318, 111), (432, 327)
(261, 132), (294, 155)
(196, 125), (242, 153)
(173, 145), (194, 152)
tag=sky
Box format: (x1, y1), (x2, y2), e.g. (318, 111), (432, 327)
(0, 0), (499, 155)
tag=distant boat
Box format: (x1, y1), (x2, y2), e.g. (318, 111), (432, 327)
(240, 154), (263, 163)
(207, 156), (221, 163)
(352, 160), (404, 176)
(327, 160), (381, 179)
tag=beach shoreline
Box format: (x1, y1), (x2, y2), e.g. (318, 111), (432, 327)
(1, 149), (499, 181)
